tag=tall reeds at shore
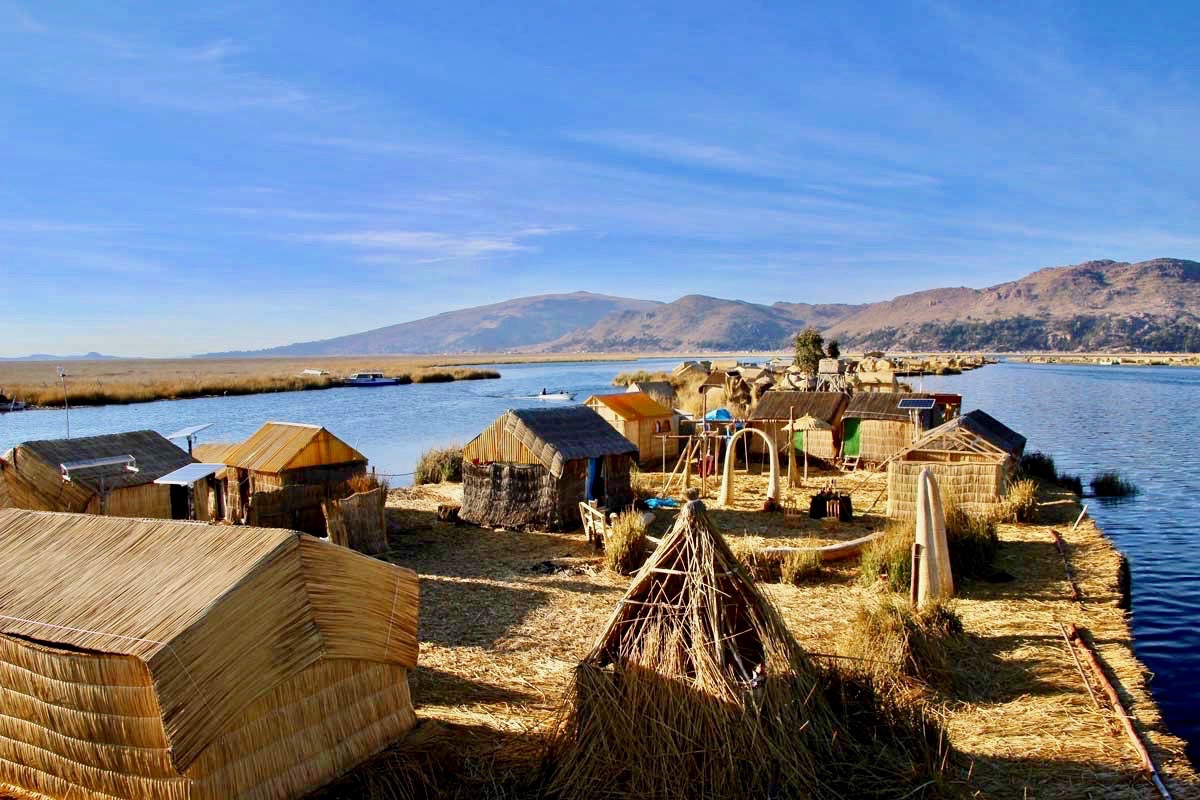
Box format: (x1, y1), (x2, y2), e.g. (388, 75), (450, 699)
(415, 445), (464, 485)
(3, 367), (501, 409)
(1090, 471), (1139, 497)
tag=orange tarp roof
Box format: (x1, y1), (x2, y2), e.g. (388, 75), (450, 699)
(586, 391), (673, 421)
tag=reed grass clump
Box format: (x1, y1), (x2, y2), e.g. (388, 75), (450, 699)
(345, 472), (390, 496)
(414, 446), (463, 485)
(1003, 479), (1039, 523)
(726, 535), (777, 581)
(611, 369), (675, 387)
(944, 503), (999, 579)
(843, 598), (965, 696)
(603, 511), (649, 575)
(1090, 471), (1138, 497)
(859, 521), (913, 592)
(781, 548), (822, 584)
(1057, 472), (1083, 495)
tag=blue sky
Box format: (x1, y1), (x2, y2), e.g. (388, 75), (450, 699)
(1, 1), (1198, 357)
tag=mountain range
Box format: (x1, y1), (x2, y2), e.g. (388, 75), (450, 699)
(205, 258), (1200, 356)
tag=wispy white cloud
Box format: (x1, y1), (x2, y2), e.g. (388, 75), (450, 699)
(568, 130), (771, 174)
(302, 226), (571, 263)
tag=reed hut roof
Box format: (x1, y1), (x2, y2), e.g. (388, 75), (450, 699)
(192, 441), (238, 480)
(698, 370), (728, 391)
(627, 380), (674, 398)
(960, 409), (1026, 456)
(225, 421), (366, 473)
(0, 508), (418, 771)
(843, 392), (933, 421)
(900, 409), (1025, 462)
(15, 430), (193, 492)
(504, 406), (638, 478)
(586, 391), (673, 420)
(748, 390), (847, 423)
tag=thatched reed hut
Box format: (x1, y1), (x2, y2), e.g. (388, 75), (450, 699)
(840, 392), (942, 465)
(0, 430), (193, 518)
(746, 391), (848, 462)
(887, 409), (1027, 518)
(585, 391), (679, 464)
(224, 422), (367, 531)
(0, 508), (419, 800)
(461, 406), (638, 531)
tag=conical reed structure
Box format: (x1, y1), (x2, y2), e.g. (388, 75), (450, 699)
(547, 499), (954, 800)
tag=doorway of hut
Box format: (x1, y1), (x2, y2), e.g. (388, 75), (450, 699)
(169, 484), (189, 520)
(586, 457), (607, 504)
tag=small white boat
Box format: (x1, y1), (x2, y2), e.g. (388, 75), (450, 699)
(344, 372), (401, 387)
(536, 388), (575, 401)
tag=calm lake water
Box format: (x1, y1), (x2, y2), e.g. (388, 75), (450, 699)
(1, 358), (1197, 761)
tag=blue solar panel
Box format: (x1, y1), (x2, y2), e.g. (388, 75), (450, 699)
(897, 397), (937, 410)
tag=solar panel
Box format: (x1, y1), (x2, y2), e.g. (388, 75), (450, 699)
(166, 423), (213, 441)
(153, 463), (224, 486)
(897, 398), (937, 410)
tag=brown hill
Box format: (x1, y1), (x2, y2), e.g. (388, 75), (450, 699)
(826, 258), (1200, 350)
(536, 295), (858, 352)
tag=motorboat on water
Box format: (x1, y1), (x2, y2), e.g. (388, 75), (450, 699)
(343, 372), (401, 387)
(536, 388), (575, 401)
(0, 399), (25, 413)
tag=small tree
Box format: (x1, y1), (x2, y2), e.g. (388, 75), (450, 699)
(826, 339), (841, 359)
(794, 328), (825, 373)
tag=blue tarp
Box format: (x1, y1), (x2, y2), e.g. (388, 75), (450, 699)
(645, 497), (679, 509)
(704, 408), (733, 421)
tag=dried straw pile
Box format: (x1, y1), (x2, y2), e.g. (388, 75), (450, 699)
(0, 509), (420, 800)
(547, 500), (955, 800)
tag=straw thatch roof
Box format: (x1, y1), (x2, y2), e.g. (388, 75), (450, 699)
(225, 421), (366, 473)
(585, 391), (673, 420)
(15, 430), (193, 492)
(0, 458), (57, 510)
(843, 392), (933, 421)
(505, 406), (638, 478)
(0, 508), (418, 772)
(748, 390), (848, 422)
(192, 441), (239, 479)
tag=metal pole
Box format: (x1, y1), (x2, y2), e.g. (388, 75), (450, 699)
(58, 367), (71, 438)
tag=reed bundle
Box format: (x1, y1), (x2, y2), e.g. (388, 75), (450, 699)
(547, 500), (956, 800)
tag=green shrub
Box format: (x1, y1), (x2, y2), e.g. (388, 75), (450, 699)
(1057, 473), (1083, 495)
(780, 549), (823, 584)
(415, 445), (463, 484)
(1090, 471), (1138, 497)
(1003, 479), (1039, 523)
(604, 511), (648, 575)
(1019, 451), (1058, 482)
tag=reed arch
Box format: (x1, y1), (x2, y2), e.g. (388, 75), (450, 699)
(717, 427), (779, 508)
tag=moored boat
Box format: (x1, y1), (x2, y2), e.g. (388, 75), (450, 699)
(536, 388), (575, 401)
(343, 372), (401, 387)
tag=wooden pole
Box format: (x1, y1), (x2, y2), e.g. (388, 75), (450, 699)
(1065, 624), (1174, 800)
(1049, 529), (1082, 602)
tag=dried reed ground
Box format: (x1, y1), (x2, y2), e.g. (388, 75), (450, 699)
(373, 469), (1199, 799)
